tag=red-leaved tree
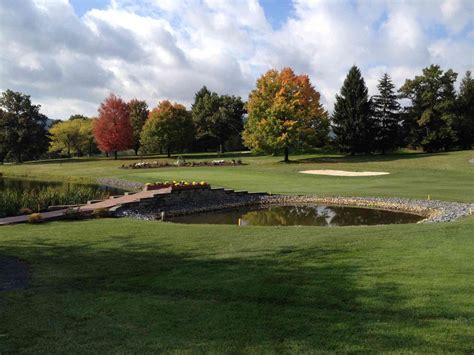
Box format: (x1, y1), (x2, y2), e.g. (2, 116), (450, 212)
(94, 94), (133, 159)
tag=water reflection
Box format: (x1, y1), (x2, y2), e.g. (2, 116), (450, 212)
(169, 205), (424, 226)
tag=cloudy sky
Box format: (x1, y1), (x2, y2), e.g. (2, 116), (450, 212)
(1, 0), (473, 119)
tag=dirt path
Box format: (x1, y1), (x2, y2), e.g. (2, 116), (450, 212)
(0, 256), (29, 292)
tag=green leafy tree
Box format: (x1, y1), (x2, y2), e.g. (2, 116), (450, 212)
(49, 118), (96, 158)
(128, 99), (149, 155)
(332, 66), (374, 155)
(399, 65), (457, 152)
(454, 71), (474, 149)
(140, 101), (195, 157)
(372, 73), (402, 154)
(191, 87), (245, 153)
(243, 68), (329, 162)
(0, 89), (49, 163)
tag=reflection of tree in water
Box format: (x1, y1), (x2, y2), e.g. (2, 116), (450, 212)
(171, 205), (423, 226)
(329, 206), (421, 226)
(241, 205), (334, 226)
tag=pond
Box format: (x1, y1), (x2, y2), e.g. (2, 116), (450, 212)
(168, 205), (424, 226)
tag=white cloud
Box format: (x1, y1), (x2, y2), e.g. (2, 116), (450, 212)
(0, 0), (472, 119)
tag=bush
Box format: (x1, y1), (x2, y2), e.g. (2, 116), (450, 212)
(18, 207), (33, 215)
(64, 207), (85, 220)
(28, 213), (42, 224)
(92, 208), (112, 219)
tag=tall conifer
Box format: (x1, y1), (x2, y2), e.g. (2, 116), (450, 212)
(372, 73), (401, 154)
(332, 66), (374, 155)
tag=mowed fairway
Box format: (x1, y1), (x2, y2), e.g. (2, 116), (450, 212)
(0, 150), (473, 352)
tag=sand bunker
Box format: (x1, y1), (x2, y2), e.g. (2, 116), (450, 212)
(300, 170), (390, 177)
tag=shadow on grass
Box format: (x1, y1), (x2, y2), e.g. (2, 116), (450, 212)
(0, 235), (469, 352)
(291, 151), (449, 164)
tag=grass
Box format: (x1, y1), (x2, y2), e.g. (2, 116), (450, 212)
(0, 149), (473, 352)
(1, 149), (474, 202)
(1, 218), (473, 353)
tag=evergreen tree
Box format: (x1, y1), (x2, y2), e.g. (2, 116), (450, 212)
(332, 66), (374, 155)
(0, 89), (49, 163)
(399, 65), (457, 152)
(128, 99), (149, 155)
(454, 71), (474, 149)
(372, 73), (401, 154)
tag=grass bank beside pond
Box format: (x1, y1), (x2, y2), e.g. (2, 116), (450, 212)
(1, 150), (473, 202)
(1, 217), (473, 353)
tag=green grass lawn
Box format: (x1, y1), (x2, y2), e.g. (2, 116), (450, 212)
(1, 150), (473, 352)
(2, 149), (474, 202)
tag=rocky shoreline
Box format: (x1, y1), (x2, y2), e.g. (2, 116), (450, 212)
(118, 193), (473, 224)
(96, 178), (144, 192)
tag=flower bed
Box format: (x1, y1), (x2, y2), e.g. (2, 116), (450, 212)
(121, 159), (243, 169)
(144, 181), (209, 191)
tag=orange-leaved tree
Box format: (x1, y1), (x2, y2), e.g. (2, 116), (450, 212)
(243, 67), (329, 162)
(94, 94), (133, 159)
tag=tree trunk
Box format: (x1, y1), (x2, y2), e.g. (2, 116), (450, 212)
(67, 146), (71, 159)
(105, 152), (109, 158)
(219, 142), (224, 154)
(167, 146), (171, 158)
(284, 147), (289, 163)
(135, 148), (138, 156)
(114, 151), (118, 160)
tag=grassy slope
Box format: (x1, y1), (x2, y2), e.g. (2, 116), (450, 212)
(1, 150), (474, 202)
(0, 150), (473, 352)
(0, 218), (473, 353)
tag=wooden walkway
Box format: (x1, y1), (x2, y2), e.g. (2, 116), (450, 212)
(0, 187), (171, 226)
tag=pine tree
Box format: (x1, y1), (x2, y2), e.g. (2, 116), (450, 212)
(399, 65), (457, 152)
(332, 66), (374, 155)
(454, 71), (474, 149)
(372, 73), (401, 154)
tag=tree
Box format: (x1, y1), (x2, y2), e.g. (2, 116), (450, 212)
(140, 101), (195, 157)
(49, 120), (83, 158)
(0, 89), (49, 163)
(399, 65), (457, 152)
(128, 99), (149, 155)
(191, 87), (245, 153)
(49, 118), (96, 158)
(242, 68), (329, 162)
(371, 73), (402, 154)
(93, 94), (133, 159)
(454, 71), (474, 149)
(332, 66), (374, 155)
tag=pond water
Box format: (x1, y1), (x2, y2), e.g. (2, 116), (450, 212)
(0, 177), (124, 195)
(168, 205), (424, 226)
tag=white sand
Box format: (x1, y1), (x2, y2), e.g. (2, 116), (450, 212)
(299, 170), (390, 177)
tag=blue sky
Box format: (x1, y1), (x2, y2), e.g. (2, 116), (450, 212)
(1, 0), (472, 119)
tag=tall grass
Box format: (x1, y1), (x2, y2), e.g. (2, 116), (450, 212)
(0, 186), (108, 217)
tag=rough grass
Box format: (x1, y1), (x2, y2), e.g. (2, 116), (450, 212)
(0, 149), (473, 353)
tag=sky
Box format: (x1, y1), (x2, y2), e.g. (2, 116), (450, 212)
(0, 0), (473, 119)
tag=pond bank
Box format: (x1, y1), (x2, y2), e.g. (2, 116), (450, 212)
(118, 190), (473, 224)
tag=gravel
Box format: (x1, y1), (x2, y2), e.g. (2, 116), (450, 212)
(96, 178), (144, 192)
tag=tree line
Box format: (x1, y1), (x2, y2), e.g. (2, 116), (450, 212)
(0, 64), (472, 163)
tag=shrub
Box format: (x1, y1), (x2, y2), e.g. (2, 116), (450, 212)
(18, 207), (33, 215)
(92, 208), (112, 219)
(28, 213), (42, 224)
